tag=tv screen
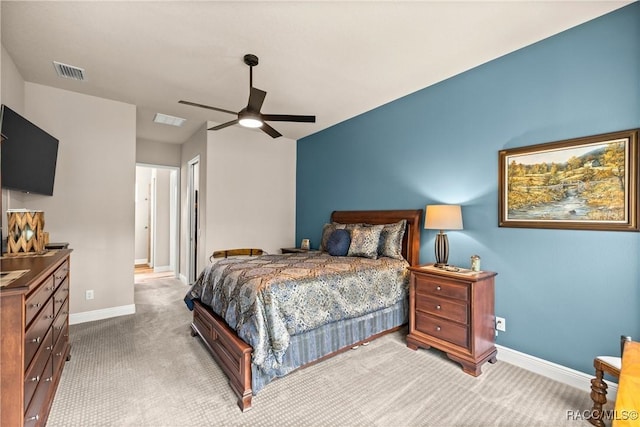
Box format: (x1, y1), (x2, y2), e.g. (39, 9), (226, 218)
(1, 105), (59, 196)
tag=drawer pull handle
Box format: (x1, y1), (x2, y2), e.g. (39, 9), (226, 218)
(436, 286), (441, 291)
(31, 303), (42, 309)
(436, 326), (441, 332)
(26, 415), (39, 422)
(56, 352), (63, 357)
(45, 376), (53, 382)
(57, 326), (64, 331)
(436, 305), (441, 310)
(47, 315), (55, 319)
(30, 375), (40, 382)
(46, 345), (54, 351)
(56, 299), (65, 304)
(31, 337), (41, 344)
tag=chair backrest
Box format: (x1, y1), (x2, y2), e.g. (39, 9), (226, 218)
(210, 248), (264, 261)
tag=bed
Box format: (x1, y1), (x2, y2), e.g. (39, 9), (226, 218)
(185, 209), (422, 411)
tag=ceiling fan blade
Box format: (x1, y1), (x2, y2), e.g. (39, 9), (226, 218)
(247, 88), (267, 112)
(179, 100), (237, 116)
(262, 114), (316, 123)
(208, 119), (239, 131)
(261, 122), (282, 138)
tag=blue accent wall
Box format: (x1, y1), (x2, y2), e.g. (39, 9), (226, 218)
(296, 3), (640, 375)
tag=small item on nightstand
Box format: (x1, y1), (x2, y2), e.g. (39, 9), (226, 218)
(301, 239), (310, 250)
(471, 255), (481, 272)
(621, 335), (632, 357)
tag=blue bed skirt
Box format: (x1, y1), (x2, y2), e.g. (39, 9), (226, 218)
(251, 297), (408, 394)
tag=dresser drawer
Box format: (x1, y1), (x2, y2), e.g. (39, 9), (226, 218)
(52, 298), (69, 345)
(24, 356), (54, 427)
(24, 328), (54, 412)
(25, 275), (55, 327)
(416, 294), (468, 324)
(53, 277), (69, 317)
(53, 323), (69, 374)
(53, 259), (70, 289)
(24, 299), (55, 369)
(415, 275), (468, 302)
(415, 311), (469, 349)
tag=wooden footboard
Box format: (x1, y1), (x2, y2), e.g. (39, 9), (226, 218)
(191, 300), (253, 411)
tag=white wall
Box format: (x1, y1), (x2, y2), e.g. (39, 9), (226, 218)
(205, 125), (296, 256)
(21, 83), (136, 318)
(1, 45), (27, 236)
(136, 138), (181, 167)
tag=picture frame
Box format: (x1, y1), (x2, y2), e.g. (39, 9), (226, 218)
(498, 129), (639, 231)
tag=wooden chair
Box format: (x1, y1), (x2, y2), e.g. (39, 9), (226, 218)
(210, 248), (264, 262)
(590, 340), (639, 427)
(590, 356), (621, 427)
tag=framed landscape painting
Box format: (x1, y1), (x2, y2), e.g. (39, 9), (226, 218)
(498, 129), (639, 231)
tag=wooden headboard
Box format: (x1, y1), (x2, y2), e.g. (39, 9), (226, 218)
(330, 209), (423, 266)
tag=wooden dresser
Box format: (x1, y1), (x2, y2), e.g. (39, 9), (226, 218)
(1, 249), (72, 426)
(407, 264), (497, 376)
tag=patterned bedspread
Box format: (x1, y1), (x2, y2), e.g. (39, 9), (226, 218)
(185, 252), (409, 373)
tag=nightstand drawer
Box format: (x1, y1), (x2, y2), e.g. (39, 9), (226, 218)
(416, 311), (469, 349)
(416, 294), (468, 324)
(415, 274), (468, 302)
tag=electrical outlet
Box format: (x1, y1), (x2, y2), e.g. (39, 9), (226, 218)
(495, 316), (506, 332)
(85, 290), (94, 300)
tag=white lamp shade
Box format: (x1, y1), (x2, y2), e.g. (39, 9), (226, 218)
(424, 205), (463, 230)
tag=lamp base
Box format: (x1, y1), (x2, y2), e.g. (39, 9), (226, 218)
(434, 231), (449, 267)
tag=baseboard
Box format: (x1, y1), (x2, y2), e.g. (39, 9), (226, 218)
(496, 344), (618, 400)
(134, 258), (148, 265)
(179, 273), (189, 284)
(153, 265), (172, 273)
(69, 304), (136, 325)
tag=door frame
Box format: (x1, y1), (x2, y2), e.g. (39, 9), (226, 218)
(187, 156), (200, 283)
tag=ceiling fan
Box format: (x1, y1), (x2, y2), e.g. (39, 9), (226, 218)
(179, 54), (316, 138)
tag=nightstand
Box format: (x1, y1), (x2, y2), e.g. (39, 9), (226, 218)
(406, 264), (498, 376)
(280, 247), (319, 254)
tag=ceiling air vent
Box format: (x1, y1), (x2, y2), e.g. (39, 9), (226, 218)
(53, 61), (86, 81)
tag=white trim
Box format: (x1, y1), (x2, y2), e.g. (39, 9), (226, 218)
(69, 304), (136, 325)
(134, 258), (148, 265)
(179, 273), (189, 284)
(153, 265), (172, 273)
(496, 344), (618, 400)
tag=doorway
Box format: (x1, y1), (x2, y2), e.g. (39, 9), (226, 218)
(134, 164), (179, 278)
(187, 156), (200, 283)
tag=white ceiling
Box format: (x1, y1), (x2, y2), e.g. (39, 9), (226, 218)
(1, 1), (632, 144)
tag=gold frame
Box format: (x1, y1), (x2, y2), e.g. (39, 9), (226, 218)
(498, 129), (639, 231)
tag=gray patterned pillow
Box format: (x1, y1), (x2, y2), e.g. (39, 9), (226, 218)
(377, 220), (406, 260)
(347, 224), (384, 259)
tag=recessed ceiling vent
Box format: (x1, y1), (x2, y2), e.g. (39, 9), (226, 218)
(53, 61), (86, 81)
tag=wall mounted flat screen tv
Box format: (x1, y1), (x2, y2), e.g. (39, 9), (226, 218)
(1, 105), (59, 196)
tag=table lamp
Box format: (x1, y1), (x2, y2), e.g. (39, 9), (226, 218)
(424, 205), (463, 267)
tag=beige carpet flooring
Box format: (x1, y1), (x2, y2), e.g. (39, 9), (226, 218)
(47, 277), (596, 427)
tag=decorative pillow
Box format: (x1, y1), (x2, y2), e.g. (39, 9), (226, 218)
(326, 229), (351, 256)
(320, 223), (346, 252)
(347, 224), (384, 259)
(377, 220), (406, 260)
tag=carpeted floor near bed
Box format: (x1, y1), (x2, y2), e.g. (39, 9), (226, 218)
(47, 276), (595, 427)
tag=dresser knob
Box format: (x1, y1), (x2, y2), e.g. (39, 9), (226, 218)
(30, 375), (40, 382)
(436, 305), (441, 310)
(31, 337), (41, 344)
(436, 286), (441, 291)
(26, 415), (39, 422)
(31, 302), (42, 308)
(45, 376), (53, 382)
(46, 345), (53, 351)
(56, 352), (63, 357)
(436, 326), (441, 332)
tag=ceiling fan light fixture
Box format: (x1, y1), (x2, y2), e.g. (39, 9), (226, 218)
(238, 114), (263, 128)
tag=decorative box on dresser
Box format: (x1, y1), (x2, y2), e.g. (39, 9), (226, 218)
(1, 249), (72, 427)
(407, 264), (497, 376)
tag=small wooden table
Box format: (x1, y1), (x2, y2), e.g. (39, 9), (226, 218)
(589, 356), (621, 427)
